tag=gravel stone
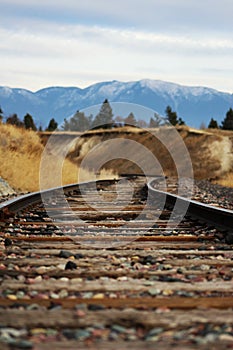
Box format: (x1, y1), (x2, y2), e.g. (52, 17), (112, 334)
(59, 250), (73, 258)
(65, 261), (77, 270)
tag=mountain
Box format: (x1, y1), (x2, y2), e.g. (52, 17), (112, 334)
(0, 79), (232, 128)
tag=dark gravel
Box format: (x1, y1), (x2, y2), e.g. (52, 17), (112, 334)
(195, 180), (233, 210)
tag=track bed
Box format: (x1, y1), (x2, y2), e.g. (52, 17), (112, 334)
(0, 177), (232, 349)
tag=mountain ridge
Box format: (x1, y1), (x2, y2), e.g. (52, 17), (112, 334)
(0, 79), (232, 128)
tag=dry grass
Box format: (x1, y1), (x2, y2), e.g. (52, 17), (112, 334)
(41, 155), (117, 190)
(65, 125), (231, 180)
(0, 123), (43, 192)
(214, 173), (233, 188)
(2, 123), (232, 191)
(0, 124), (116, 192)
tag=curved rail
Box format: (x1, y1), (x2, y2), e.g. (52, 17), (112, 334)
(148, 179), (233, 235)
(1, 177), (233, 239)
(0, 179), (117, 214)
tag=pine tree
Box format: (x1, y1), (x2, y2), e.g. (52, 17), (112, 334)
(23, 113), (37, 131)
(208, 118), (219, 129)
(149, 113), (168, 127)
(62, 118), (70, 131)
(199, 122), (206, 130)
(62, 111), (92, 131)
(124, 112), (137, 126)
(70, 111), (91, 131)
(165, 106), (185, 126)
(46, 118), (58, 131)
(0, 106), (3, 122)
(221, 108), (233, 130)
(178, 117), (185, 126)
(165, 106), (178, 126)
(6, 114), (24, 127)
(149, 113), (160, 128)
(137, 119), (148, 128)
(92, 99), (114, 128)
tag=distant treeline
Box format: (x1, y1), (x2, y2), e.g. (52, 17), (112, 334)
(0, 99), (233, 131)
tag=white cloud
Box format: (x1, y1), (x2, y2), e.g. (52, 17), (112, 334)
(1, 0), (233, 35)
(0, 1), (233, 92)
(1, 22), (232, 57)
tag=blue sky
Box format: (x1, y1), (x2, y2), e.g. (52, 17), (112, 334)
(0, 0), (233, 92)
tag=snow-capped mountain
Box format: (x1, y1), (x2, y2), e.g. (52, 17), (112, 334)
(0, 79), (232, 128)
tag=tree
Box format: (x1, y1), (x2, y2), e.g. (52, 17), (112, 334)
(23, 113), (37, 131)
(149, 113), (168, 127)
(149, 114), (161, 128)
(62, 118), (70, 131)
(137, 119), (148, 128)
(62, 111), (91, 131)
(165, 106), (179, 126)
(124, 112), (137, 126)
(115, 115), (125, 127)
(46, 118), (58, 131)
(6, 113), (23, 127)
(208, 118), (219, 129)
(177, 117), (185, 126)
(221, 108), (233, 130)
(165, 106), (185, 126)
(92, 99), (114, 128)
(0, 106), (3, 123)
(199, 122), (206, 130)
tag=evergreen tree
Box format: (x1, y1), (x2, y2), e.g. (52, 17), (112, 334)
(165, 106), (185, 126)
(6, 113), (23, 127)
(124, 112), (137, 126)
(199, 122), (206, 130)
(62, 111), (92, 131)
(137, 119), (148, 128)
(149, 117), (157, 128)
(46, 118), (58, 131)
(208, 118), (219, 129)
(115, 115), (125, 126)
(70, 111), (91, 131)
(92, 99), (114, 128)
(165, 106), (179, 126)
(177, 117), (185, 126)
(221, 108), (233, 130)
(62, 118), (70, 131)
(0, 106), (3, 122)
(149, 113), (168, 127)
(149, 113), (160, 128)
(23, 113), (37, 131)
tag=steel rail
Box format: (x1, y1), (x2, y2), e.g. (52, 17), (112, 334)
(1, 177), (233, 238)
(0, 179), (117, 214)
(148, 178), (233, 236)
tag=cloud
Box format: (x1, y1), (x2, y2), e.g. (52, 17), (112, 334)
(1, 0), (233, 35)
(0, 1), (233, 92)
(1, 21), (232, 60)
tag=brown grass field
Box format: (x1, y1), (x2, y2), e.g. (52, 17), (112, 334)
(0, 123), (233, 191)
(0, 123), (116, 192)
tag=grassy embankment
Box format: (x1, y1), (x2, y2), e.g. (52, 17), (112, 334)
(63, 125), (233, 185)
(202, 128), (233, 187)
(1, 123), (233, 191)
(0, 123), (116, 192)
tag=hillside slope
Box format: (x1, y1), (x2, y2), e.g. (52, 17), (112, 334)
(40, 126), (233, 181)
(1, 124), (232, 192)
(0, 124), (115, 192)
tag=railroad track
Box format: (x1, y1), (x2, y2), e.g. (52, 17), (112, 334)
(0, 176), (233, 350)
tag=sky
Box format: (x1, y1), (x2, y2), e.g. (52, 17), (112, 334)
(0, 0), (233, 93)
